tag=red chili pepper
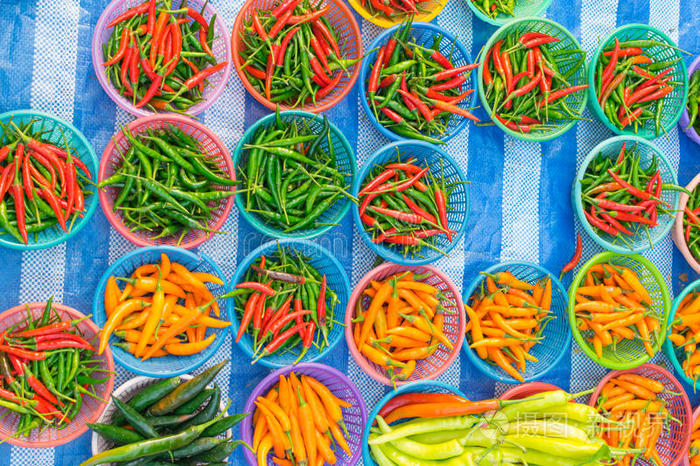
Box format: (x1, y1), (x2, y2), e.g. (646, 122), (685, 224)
(182, 62), (227, 91)
(107, 2), (149, 28)
(268, 9), (293, 39)
(430, 50), (453, 70)
(600, 212), (633, 235)
(0, 163), (15, 201)
(686, 207), (700, 226)
(269, 310), (312, 338)
(537, 84), (589, 107)
(373, 227), (396, 243)
(309, 55), (331, 85)
(510, 71), (542, 99)
(398, 90), (433, 122)
(369, 205), (425, 224)
(243, 65), (266, 80)
(590, 196), (646, 213)
(483, 48), (494, 86)
(380, 107), (403, 124)
(103, 28), (131, 67)
(607, 169), (650, 200)
(20, 147), (34, 201)
(317, 274), (327, 329)
(401, 194), (437, 224)
(585, 209), (618, 236)
(186, 6), (208, 28)
(251, 10), (269, 43)
(527, 49), (535, 78)
(369, 168), (429, 195)
(384, 235), (420, 246)
(34, 332), (93, 348)
(303, 321), (316, 348)
(359, 169), (396, 196)
(236, 281), (276, 296)
(560, 233), (582, 279)
(236, 293), (260, 342)
(252, 292), (267, 340)
(262, 296), (294, 340)
(316, 71), (342, 100)
(9, 155), (27, 244)
(434, 189), (451, 241)
(619, 107), (644, 128)
(308, 34), (331, 74)
(607, 210), (657, 226)
(260, 323), (306, 357)
(604, 47), (643, 57)
(635, 86), (674, 105)
(135, 73), (163, 108)
(502, 52), (514, 94)
(120, 46), (134, 93)
(149, 11), (170, 67)
(14, 319), (81, 338)
(0, 146), (9, 163)
(25, 366), (59, 405)
(165, 22), (183, 76)
(27, 162), (50, 189)
(271, 0), (303, 17)
(368, 45), (386, 101)
(311, 19), (340, 57)
(492, 40), (505, 78)
(522, 36), (560, 48)
(7, 354), (24, 376)
(37, 188), (67, 232)
(495, 114), (531, 133)
(601, 37), (620, 90)
(0, 345), (45, 360)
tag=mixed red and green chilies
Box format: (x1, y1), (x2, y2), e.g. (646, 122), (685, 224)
(231, 245), (339, 363)
(366, 18), (479, 144)
(482, 28), (588, 134)
(579, 142), (680, 248)
(359, 150), (456, 258)
(0, 299), (111, 438)
(359, 0), (432, 22)
(102, 0), (227, 113)
(0, 119), (93, 245)
(237, 111), (353, 234)
(683, 184), (700, 262)
(237, 0), (358, 107)
(594, 37), (684, 135)
(99, 124), (236, 243)
(470, 0), (520, 21)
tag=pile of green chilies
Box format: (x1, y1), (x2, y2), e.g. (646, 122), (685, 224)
(686, 70), (700, 133)
(366, 18), (479, 144)
(99, 124), (236, 243)
(580, 142), (677, 248)
(483, 29), (588, 134)
(359, 151), (455, 258)
(237, 111), (352, 233)
(0, 118), (92, 245)
(102, 0), (227, 113)
(471, 0), (518, 20)
(83, 360), (249, 466)
(232, 246), (338, 363)
(0, 299), (111, 438)
(682, 185), (700, 261)
(237, 0), (357, 107)
(359, 0), (431, 21)
(594, 37), (683, 135)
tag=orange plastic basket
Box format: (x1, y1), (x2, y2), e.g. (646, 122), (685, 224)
(231, 0), (362, 112)
(0, 303), (114, 448)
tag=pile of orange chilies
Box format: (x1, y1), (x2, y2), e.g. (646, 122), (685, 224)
(667, 291), (700, 388)
(574, 263), (658, 359)
(352, 271), (452, 384)
(595, 373), (672, 465)
(252, 372), (352, 466)
(465, 271), (552, 382)
(98, 253), (230, 360)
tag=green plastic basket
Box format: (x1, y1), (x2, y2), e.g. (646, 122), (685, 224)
(0, 110), (99, 250)
(467, 0), (553, 27)
(568, 252), (670, 370)
(587, 24), (689, 140)
(232, 111), (356, 239)
(478, 17), (588, 142)
(572, 135), (679, 254)
(663, 278), (700, 389)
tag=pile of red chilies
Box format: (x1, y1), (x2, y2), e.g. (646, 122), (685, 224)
(0, 120), (91, 245)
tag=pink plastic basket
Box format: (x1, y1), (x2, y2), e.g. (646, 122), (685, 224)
(672, 172), (700, 274)
(0, 303), (114, 448)
(231, 0), (362, 112)
(499, 382), (562, 400)
(241, 363), (367, 466)
(92, 0), (232, 117)
(98, 114), (235, 249)
(683, 405), (700, 466)
(344, 262), (465, 386)
(589, 363), (692, 466)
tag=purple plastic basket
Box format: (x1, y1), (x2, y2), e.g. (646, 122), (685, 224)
(92, 0), (232, 117)
(679, 55), (700, 147)
(241, 363), (367, 466)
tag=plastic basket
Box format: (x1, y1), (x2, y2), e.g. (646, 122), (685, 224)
(241, 363), (367, 466)
(92, 0), (231, 117)
(359, 23), (477, 144)
(462, 262), (571, 383)
(362, 380), (464, 465)
(467, 0), (553, 27)
(231, 0), (362, 113)
(0, 303), (114, 448)
(228, 239), (350, 368)
(232, 111), (356, 239)
(663, 278), (700, 389)
(682, 405), (700, 466)
(347, 0), (446, 29)
(0, 110), (99, 251)
(672, 172), (700, 274)
(499, 382), (562, 400)
(569, 252), (671, 370)
(588, 24), (689, 140)
(572, 136), (679, 254)
(478, 17), (588, 142)
(99, 114), (235, 250)
(91, 374), (232, 456)
(589, 363), (692, 466)
(93, 246), (229, 377)
(679, 56), (700, 147)
(351, 141), (469, 265)
(345, 262), (465, 386)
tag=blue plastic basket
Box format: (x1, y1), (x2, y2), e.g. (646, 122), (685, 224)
(351, 141), (469, 265)
(478, 17), (588, 142)
(227, 239), (350, 368)
(362, 380), (465, 466)
(0, 110), (99, 250)
(467, 0), (553, 26)
(664, 278), (700, 389)
(232, 111), (356, 239)
(572, 136), (679, 254)
(588, 24), (689, 140)
(93, 246), (229, 377)
(359, 22), (478, 144)
(462, 261), (570, 384)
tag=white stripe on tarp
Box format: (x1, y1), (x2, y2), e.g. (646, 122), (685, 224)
(570, 0), (620, 392)
(500, 138), (541, 263)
